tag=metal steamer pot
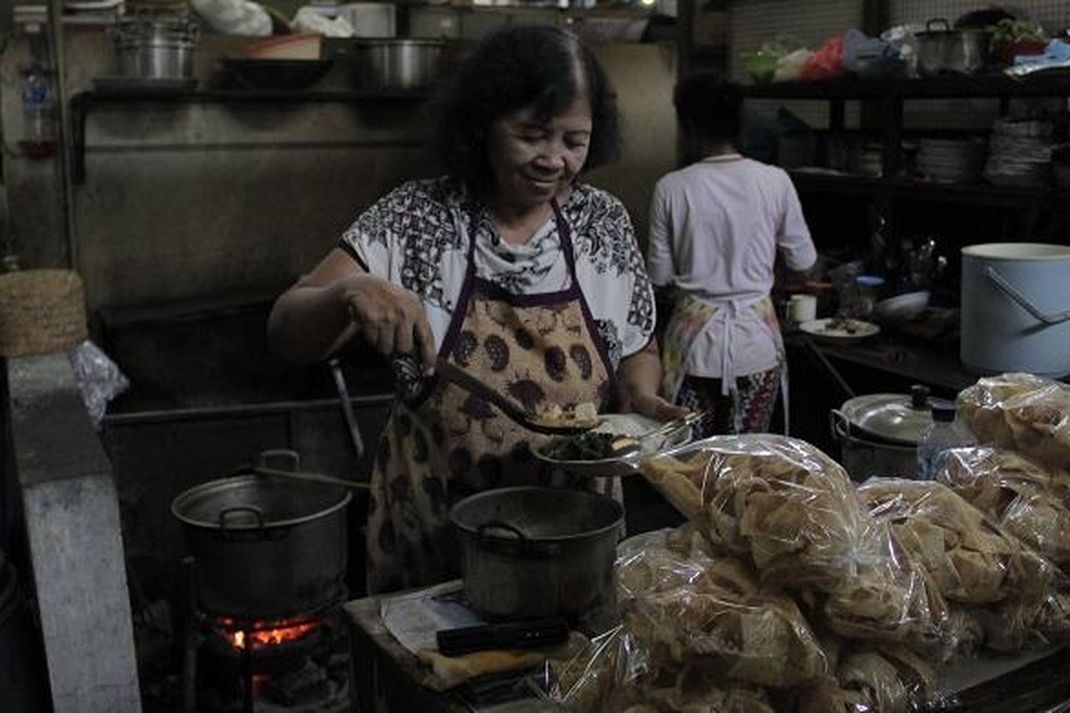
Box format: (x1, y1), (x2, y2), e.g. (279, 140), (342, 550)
(831, 386), (932, 480)
(172, 472), (350, 618)
(112, 15), (199, 81)
(451, 487), (623, 623)
(916, 18), (989, 75)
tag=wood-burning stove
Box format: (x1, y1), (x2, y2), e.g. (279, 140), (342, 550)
(183, 558), (351, 713)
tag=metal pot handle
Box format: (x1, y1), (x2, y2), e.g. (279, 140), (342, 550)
(218, 505), (265, 530)
(985, 265), (1070, 325)
(477, 521), (527, 545)
(926, 17), (951, 33)
(830, 409), (849, 440)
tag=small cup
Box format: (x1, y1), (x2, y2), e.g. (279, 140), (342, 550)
(788, 294), (818, 324)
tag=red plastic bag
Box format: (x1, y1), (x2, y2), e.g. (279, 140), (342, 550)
(802, 35), (846, 80)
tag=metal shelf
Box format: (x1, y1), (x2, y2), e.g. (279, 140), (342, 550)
(69, 87), (432, 183)
(789, 171), (1061, 207)
(740, 74), (1070, 100)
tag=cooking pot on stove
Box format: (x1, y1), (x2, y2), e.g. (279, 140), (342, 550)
(831, 385), (933, 479)
(172, 467), (350, 619)
(451, 487), (622, 624)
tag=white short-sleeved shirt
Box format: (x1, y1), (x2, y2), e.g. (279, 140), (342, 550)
(646, 155), (817, 378)
(340, 177), (655, 368)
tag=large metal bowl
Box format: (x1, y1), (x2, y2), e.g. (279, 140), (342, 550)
(348, 38), (444, 90)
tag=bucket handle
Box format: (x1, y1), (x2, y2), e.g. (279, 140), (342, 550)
(985, 266), (1070, 325)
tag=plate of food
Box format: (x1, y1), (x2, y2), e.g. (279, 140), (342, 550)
(799, 317), (880, 343)
(533, 413), (694, 478)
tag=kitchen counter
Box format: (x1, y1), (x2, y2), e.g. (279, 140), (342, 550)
(345, 585), (555, 713)
(345, 585), (1070, 713)
(784, 330), (978, 394)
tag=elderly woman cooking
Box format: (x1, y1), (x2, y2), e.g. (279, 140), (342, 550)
(268, 26), (683, 594)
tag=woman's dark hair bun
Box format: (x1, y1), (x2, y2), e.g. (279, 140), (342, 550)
(673, 70), (743, 141)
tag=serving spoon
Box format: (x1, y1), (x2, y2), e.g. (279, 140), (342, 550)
(393, 355), (597, 436)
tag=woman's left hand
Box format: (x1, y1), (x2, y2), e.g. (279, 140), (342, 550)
(628, 391), (691, 422)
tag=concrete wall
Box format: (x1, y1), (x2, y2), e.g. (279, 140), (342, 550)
(1, 26), (677, 319)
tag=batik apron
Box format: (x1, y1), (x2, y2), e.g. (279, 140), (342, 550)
(366, 203), (617, 594)
(660, 292), (788, 435)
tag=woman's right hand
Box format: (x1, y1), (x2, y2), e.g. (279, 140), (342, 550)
(337, 273), (438, 373)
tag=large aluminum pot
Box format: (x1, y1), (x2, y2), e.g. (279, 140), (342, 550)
(112, 15), (199, 81)
(916, 18), (988, 75)
(451, 487), (623, 623)
(961, 243), (1070, 378)
(832, 414), (917, 480)
(172, 473), (350, 618)
(349, 38), (444, 90)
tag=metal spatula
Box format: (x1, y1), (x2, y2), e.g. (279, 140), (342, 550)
(392, 355), (596, 436)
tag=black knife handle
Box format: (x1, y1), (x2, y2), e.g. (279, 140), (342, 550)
(436, 618), (569, 657)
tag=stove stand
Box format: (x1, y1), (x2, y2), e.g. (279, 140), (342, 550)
(182, 558), (350, 713)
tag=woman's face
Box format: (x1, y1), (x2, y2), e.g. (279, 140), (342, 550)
(486, 92), (593, 210)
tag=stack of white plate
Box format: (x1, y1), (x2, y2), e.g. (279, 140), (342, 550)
(984, 119), (1052, 189)
(916, 138), (986, 184)
(856, 143), (883, 177)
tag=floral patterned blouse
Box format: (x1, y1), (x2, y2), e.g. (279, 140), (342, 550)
(339, 176), (655, 368)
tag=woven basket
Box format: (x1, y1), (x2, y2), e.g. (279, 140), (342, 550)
(0, 270), (88, 357)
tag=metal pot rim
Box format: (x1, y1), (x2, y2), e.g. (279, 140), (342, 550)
(171, 474), (352, 531)
(833, 417), (918, 452)
(450, 486), (623, 543)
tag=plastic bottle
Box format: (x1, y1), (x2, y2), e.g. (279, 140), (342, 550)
(915, 403), (975, 479)
(21, 67), (56, 159)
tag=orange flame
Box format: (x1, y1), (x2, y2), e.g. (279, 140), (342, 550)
(215, 617), (320, 651)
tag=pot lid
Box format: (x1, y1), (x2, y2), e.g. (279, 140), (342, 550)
(838, 385), (935, 445)
(171, 474), (351, 530)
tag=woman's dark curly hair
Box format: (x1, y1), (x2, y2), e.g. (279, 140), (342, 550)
(436, 25), (621, 198)
(673, 70), (743, 143)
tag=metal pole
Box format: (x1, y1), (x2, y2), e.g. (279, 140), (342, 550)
(44, 0), (79, 271)
(182, 557), (198, 713)
(242, 629), (255, 713)
(0, 357), (10, 552)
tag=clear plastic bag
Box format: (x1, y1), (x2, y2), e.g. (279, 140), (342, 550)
(68, 340), (129, 430)
(820, 530), (953, 657)
(957, 373), (1070, 469)
(639, 435), (890, 593)
(936, 447), (1070, 569)
(616, 525), (830, 689)
(858, 479), (1057, 606)
(835, 644), (936, 713)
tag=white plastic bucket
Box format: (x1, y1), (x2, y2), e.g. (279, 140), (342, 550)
(960, 243), (1070, 378)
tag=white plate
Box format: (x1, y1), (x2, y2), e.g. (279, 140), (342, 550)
(799, 318), (880, 342)
(533, 413), (693, 479)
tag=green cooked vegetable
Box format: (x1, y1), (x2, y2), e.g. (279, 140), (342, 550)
(543, 432), (618, 461)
